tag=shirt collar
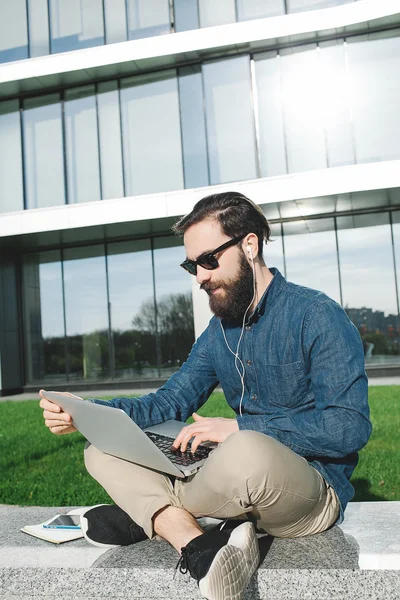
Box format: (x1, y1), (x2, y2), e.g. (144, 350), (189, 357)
(248, 267), (286, 324)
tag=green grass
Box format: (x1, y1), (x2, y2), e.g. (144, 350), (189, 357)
(0, 388), (398, 506)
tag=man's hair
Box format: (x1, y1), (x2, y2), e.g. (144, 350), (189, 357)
(172, 191), (271, 258)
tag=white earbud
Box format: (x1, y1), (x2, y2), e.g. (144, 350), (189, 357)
(247, 246), (253, 260)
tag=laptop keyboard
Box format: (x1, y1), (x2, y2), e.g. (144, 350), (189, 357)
(145, 431), (212, 467)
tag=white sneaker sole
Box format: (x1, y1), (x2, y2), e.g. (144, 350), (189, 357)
(80, 504), (121, 549)
(199, 523), (259, 600)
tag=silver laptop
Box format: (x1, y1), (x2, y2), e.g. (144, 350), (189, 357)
(43, 392), (216, 478)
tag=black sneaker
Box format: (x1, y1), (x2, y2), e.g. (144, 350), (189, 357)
(80, 504), (148, 549)
(178, 522), (259, 600)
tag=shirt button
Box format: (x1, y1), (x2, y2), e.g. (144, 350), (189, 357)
(246, 359), (252, 366)
(245, 325), (251, 331)
(252, 394), (257, 401)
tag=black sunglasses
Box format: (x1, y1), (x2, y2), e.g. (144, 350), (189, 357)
(180, 234), (247, 275)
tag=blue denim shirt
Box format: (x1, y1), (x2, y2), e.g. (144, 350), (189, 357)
(92, 268), (371, 524)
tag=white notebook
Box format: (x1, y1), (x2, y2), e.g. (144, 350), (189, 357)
(20, 508), (85, 544)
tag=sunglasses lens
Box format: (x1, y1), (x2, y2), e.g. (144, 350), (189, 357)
(181, 261), (197, 275)
(198, 256), (218, 270)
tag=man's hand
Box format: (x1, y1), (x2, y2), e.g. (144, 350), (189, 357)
(39, 389), (81, 435)
(171, 413), (239, 453)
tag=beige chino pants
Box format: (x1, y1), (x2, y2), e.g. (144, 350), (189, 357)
(84, 430), (339, 539)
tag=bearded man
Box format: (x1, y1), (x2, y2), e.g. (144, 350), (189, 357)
(40, 191), (371, 600)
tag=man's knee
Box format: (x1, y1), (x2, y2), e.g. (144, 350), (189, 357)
(212, 430), (279, 478)
(84, 441), (105, 477)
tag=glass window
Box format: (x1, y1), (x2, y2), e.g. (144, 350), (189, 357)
(23, 251), (66, 384)
(265, 223), (285, 276)
(203, 56), (257, 184)
(319, 41), (354, 168)
(174, 0), (199, 32)
(27, 0), (50, 57)
(390, 210), (400, 334)
(153, 238), (195, 377)
(347, 34), (400, 164)
(126, 0), (170, 40)
(254, 52), (287, 177)
(121, 71), (184, 196)
(104, 0), (127, 44)
(107, 240), (157, 380)
(0, 0), (28, 63)
(23, 94), (66, 209)
(49, 0), (104, 54)
(280, 45), (328, 173)
(237, 0), (285, 21)
(287, 0), (354, 12)
(63, 246), (109, 381)
(0, 100), (24, 213)
(198, 0), (236, 27)
(283, 218), (341, 302)
(65, 85), (101, 204)
(97, 82), (124, 200)
(178, 66), (209, 189)
(337, 213), (400, 365)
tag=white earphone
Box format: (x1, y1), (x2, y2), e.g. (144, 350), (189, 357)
(219, 240), (257, 417)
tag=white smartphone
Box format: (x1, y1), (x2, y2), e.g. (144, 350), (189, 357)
(43, 514), (81, 529)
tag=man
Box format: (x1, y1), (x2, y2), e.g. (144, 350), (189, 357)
(40, 191), (371, 600)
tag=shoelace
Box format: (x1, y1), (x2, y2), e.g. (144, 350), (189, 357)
(174, 549), (189, 579)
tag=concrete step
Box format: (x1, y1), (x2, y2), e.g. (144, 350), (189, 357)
(0, 502), (399, 599)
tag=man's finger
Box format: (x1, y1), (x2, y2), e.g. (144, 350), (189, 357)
(191, 433), (209, 454)
(39, 398), (60, 412)
(192, 412), (204, 421)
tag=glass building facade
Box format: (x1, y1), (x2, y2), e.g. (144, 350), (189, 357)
(22, 238), (195, 384)
(1, 1), (399, 392)
(2, 32), (400, 214)
(0, 0), (360, 63)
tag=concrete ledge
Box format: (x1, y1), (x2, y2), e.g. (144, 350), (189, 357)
(0, 503), (399, 599)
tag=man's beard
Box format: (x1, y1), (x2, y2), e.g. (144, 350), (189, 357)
(201, 252), (254, 321)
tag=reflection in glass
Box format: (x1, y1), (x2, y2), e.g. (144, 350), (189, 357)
(203, 56), (257, 184)
(254, 52), (287, 177)
(121, 71), (184, 195)
(49, 0), (104, 54)
(0, 100), (24, 213)
(287, 0), (353, 11)
(97, 82), (124, 200)
(63, 246), (109, 381)
(27, 0), (50, 57)
(107, 240), (157, 380)
(174, 0), (199, 32)
(347, 34), (400, 164)
(337, 213), (400, 365)
(265, 223), (285, 275)
(153, 238), (195, 377)
(0, 0), (28, 63)
(283, 218), (341, 302)
(126, 0), (170, 39)
(280, 45), (327, 173)
(23, 94), (65, 209)
(199, 0), (236, 27)
(178, 66), (209, 188)
(23, 251), (66, 384)
(65, 85), (101, 204)
(237, 0), (284, 21)
(319, 42), (354, 168)
(104, 0), (127, 44)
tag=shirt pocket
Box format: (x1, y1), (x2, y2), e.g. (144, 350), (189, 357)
(263, 361), (307, 408)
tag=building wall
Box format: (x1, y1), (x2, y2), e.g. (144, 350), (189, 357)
(1, 0), (400, 390)
(0, 252), (23, 393)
